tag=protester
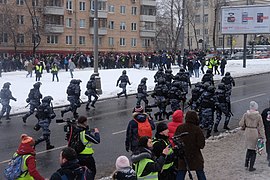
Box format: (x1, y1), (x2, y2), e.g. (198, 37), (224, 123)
(261, 100), (270, 167)
(174, 110), (206, 180)
(112, 155), (136, 180)
(168, 109), (184, 145)
(239, 101), (265, 171)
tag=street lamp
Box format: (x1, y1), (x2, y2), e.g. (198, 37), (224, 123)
(93, 0), (102, 94)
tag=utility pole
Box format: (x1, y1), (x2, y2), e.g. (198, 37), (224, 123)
(93, 0), (102, 94)
(243, 0), (249, 68)
(202, 0), (205, 51)
(180, 0), (186, 65)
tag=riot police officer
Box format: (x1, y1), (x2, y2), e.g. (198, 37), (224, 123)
(136, 77), (148, 106)
(23, 82), (42, 123)
(0, 82), (16, 122)
(85, 75), (99, 110)
(154, 67), (165, 83)
(116, 70), (131, 98)
(201, 69), (214, 86)
(189, 82), (203, 110)
(61, 79), (81, 118)
(34, 96), (56, 150)
(221, 72), (235, 95)
(164, 69), (174, 89)
(175, 68), (191, 94)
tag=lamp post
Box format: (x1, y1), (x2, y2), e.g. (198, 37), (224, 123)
(93, 0), (102, 94)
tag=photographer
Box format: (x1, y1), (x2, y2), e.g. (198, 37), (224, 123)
(174, 110), (206, 180)
(152, 122), (175, 180)
(76, 116), (100, 179)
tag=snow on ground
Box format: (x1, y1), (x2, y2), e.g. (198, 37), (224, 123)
(1, 58), (270, 179)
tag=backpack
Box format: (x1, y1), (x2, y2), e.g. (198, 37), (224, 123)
(134, 118), (152, 138)
(67, 84), (76, 96)
(57, 166), (94, 180)
(4, 154), (30, 180)
(67, 125), (86, 154)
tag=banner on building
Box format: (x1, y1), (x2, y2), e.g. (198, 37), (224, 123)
(221, 5), (270, 34)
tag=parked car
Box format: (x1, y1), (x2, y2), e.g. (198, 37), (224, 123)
(231, 52), (253, 60)
(254, 51), (270, 59)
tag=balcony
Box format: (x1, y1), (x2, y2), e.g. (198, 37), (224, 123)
(140, 29), (155, 37)
(90, 10), (108, 18)
(89, 28), (107, 35)
(140, 0), (156, 6)
(140, 15), (156, 22)
(44, 6), (64, 15)
(44, 24), (64, 33)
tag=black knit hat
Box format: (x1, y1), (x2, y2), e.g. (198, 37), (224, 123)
(138, 136), (150, 148)
(156, 122), (168, 134)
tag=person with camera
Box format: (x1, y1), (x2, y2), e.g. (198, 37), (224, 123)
(131, 136), (169, 180)
(61, 79), (81, 118)
(22, 82), (43, 123)
(76, 116), (100, 179)
(50, 147), (93, 180)
(125, 105), (155, 153)
(34, 96), (56, 150)
(152, 122), (176, 180)
(116, 70), (131, 98)
(174, 110), (206, 180)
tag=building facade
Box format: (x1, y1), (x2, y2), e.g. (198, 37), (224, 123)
(184, 0), (270, 51)
(0, 0), (156, 56)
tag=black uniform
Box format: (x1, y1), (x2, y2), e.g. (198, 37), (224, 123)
(23, 82), (42, 123)
(116, 70), (131, 98)
(61, 79), (81, 118)
(154, 68), (165, 83)
(201, 69), (214, 86)
(189, 82), (203, 110)
(85, 75), (99, 110)
(221, 72), (235, 95)
(0, 82), (16, 121)
(34, 96), (56, 150)
(136, 78), (148, 106)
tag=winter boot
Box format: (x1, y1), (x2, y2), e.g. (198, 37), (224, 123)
(213, 124), (219, 133)
(6, 113), (10, 121)
(60, 110), (65, 117)
(91, 103), (96, 108)
(22, 115), (27, 123)
(125, 94), (128, 99)
(85, 103), (90, 110)
(117, 93), (120, 98)
(249, 150), (257, 171)
(223, 121), (231, 130)
(46, 144), (55, 150)
(73, 112), (79, 119)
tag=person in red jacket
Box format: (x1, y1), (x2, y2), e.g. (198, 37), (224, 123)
(15, 134), (46, 180)
(168, 109), (184, 145)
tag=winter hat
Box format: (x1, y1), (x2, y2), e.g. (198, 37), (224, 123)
(138, 136), (150, 148)
(250, 101), (258, 110)
(133, 105), (144, 113)
(156, 122), (168, 134)
(115, 156), (130, 170)
(20, 134), (35, 146)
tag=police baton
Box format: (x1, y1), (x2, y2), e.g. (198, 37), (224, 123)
(25, 103), (30, 108)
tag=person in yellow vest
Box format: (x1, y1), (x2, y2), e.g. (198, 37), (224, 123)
(15, 134), (46, 180)
(76, 116), (100, 179)
(35, 62), (43, 82)
(207, 57), (215, 70)
(51, 63), (59, 82)
(131, 136), (169, 180)
(152, 122), (175, 180)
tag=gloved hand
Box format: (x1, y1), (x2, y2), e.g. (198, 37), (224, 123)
(126, 146), (129, 152)
(13, 98), (17, 101)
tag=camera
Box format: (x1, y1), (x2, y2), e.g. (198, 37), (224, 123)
(56, 118), (77, 140)
(145, 107), (152, 113)
(172, 132), (189, 157)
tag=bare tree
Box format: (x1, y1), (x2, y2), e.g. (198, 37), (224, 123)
(24, 0), (42, 56)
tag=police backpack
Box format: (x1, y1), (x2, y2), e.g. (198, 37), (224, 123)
(67, 84), (76, 96)
(67, 126), (86, 154)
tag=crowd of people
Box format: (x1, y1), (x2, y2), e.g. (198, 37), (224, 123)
(1, 49), (269, 180)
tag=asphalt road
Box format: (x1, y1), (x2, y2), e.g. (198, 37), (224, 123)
(0, 73), (270, 179)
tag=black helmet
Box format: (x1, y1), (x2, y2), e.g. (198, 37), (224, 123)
(75, 79), (82, 84)
(202, 82), (210, 90)
(3, 82), (11, 88)
(195, 82), (202, 88)
(179, 68), (185, 73)
(42, 96), (53, 103)
(141, 77), (148, 83)
(218, 83), (226, 90)
(122, 70), (127, 74)
(206, 69), (213, 74)
(158, 67), (164, 72)
(207, 86), (216, 93)
(165, 69), (172, 73)
(70, 79), (77, 84)
(157, 77), (165, 84)
(33, 82), (42, 88)
(225, 72), (230, 76)
(90, 74), (95, 80)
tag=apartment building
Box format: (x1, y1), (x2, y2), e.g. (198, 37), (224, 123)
(184, 0), (270, 51)
(0, 0), (156, 56)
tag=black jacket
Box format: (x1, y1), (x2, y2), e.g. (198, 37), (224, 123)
(112, 167), (137, 180)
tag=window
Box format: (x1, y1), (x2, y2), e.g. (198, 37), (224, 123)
(66, 18), (72, 27)
(218, 37), (223, 47)
(204, 14), (208, 23)
(131, 23), (137, 31)
(131, 7), (137, 15)
(91, 37), (102, 46)
(108, 21), (114, 29)
(218, 22), (221, 31)
(0, 32), (8, 43)
(195, 29), (200, 35)
(195, 15), (200, 23)
(142, 38), (150, 47)
(195, 0), (200, 7)
(131, 38), (136, 47)
(79, 36), (85, 45)
(108, 5), (114, 12)
(120, 22), (126, 30)
(79, 2), (86, 11)
(204, 29), (208, 35)
(66, 0), (72, 10)
(17, 15), (24, 25)
(0, 0), (7, 4)
(47, 35), (58, 44)
(32, 0), (38, 6)
(16, 0), (24, 5)
(108, 37), (114, 46)
(91, 1), (106, 11)
(120, 6), (126, 14)
(204, 0), (209, 7)
(66, 36), (72, 44)
(120, 38), (125, 46)
(145, 22), (154, 30)
(17, 34), (24, 43)
(80, 19), (86, 28)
